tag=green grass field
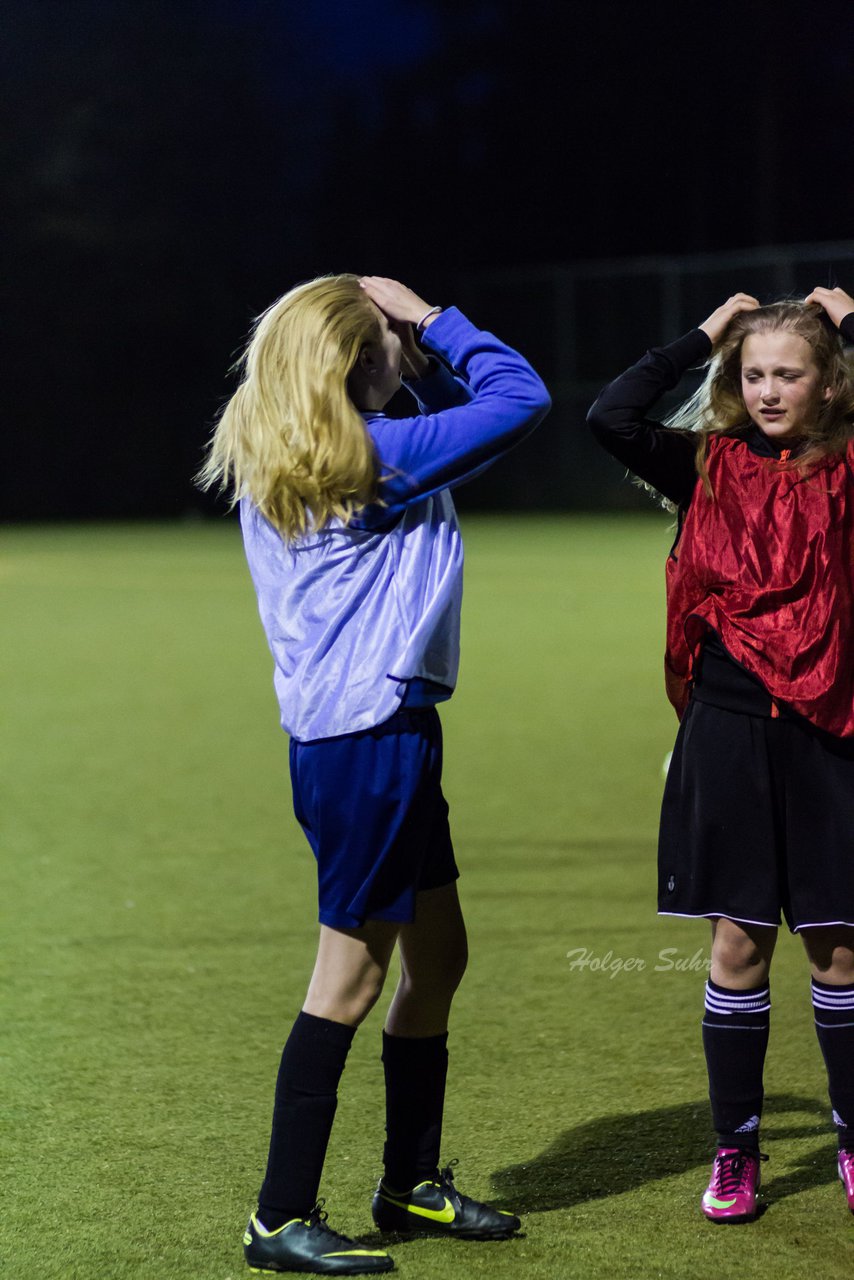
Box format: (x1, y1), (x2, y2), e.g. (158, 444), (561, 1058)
(3, 516), (853, 1280)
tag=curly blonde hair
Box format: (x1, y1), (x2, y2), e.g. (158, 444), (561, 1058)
(198, 274), (384, 540)
(664, 301), (854, 497)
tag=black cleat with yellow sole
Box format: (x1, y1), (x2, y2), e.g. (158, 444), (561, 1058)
(371, 1160), (520, 1240)
(244, 1201), (394, 1274)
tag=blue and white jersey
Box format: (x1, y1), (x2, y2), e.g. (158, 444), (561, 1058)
(241, 491), (462, 740)
(240, 307), (551, 742)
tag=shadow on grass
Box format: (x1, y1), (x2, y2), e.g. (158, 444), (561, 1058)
(490, 1093), (837, 1213)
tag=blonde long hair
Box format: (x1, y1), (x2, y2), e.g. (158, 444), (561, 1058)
(666, 301), (854, 497)
(198, 274), (384, 540)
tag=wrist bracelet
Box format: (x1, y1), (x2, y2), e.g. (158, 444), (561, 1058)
(416, 305), (443, 331)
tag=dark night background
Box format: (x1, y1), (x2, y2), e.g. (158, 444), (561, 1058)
(4, 0), (854, 520)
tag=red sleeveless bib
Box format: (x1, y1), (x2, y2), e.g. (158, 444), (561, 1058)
(665, 436), (854, 735)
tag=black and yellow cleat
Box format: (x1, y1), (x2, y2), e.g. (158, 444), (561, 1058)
(371, 1160), (520, 1240)
(243, 1201), (394, 1274)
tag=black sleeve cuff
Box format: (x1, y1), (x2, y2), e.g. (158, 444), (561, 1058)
(658, 327), (713, 370)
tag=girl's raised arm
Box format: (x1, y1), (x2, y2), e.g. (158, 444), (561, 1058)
(587, 330), (708, 508)
(357, 300), (551, 520)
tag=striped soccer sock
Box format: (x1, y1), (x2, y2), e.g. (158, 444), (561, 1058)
(701, 978), (771, 1150)
(811, 978), (854, 1152)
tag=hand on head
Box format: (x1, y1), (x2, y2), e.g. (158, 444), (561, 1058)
(805, 286), (854, 329)
(359, 277), (438, 328)
(699, 294), (761, 347)
(699, 287), (854, 349)
(359, 277), (439, 380)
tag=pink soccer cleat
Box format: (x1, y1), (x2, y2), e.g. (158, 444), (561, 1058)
(839, 1150), (854, 1213)
(701, 1147), (767, 1223)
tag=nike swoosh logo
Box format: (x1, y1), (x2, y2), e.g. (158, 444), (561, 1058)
(704, 1195), (738, 1209)
(324, 1251), (391, 1258)
(380, 1193), (456, 1224)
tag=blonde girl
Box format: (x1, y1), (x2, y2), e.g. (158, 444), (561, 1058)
(201, 274), (550, 1274)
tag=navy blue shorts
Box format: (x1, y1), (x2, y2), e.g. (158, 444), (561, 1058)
(289, 706), (459, 929)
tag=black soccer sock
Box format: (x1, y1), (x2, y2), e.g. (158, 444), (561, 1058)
(701, 978), (770, 1150)
(257, 1010), (356, 1229)
(811, 978), (854, 1152)
(381, 1029), (449, 1192)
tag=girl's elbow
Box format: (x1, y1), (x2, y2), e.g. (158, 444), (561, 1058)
(586, 402), (611, 440)
(526, 380), (552, 419)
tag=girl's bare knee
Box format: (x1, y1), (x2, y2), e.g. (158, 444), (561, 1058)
(305, 971), (386, 1026)
(407, 938), (468, 1001)
(711, 919), (775, 985)
(802, 927), (854, 982)
(444, 937), (469, 993)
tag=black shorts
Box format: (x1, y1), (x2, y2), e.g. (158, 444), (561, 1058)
(658, 699), (854, 932)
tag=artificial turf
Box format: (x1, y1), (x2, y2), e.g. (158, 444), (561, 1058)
(2, 516), (853, 1280)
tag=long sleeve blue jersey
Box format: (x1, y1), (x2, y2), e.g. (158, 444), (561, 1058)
(240, 306), (551, 741)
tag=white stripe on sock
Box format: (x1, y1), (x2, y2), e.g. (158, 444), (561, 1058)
(705, 982), (770, 1015)
(811, 982), (854, 1010)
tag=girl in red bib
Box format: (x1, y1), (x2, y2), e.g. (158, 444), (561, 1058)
(589, 286), (854, 1223)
